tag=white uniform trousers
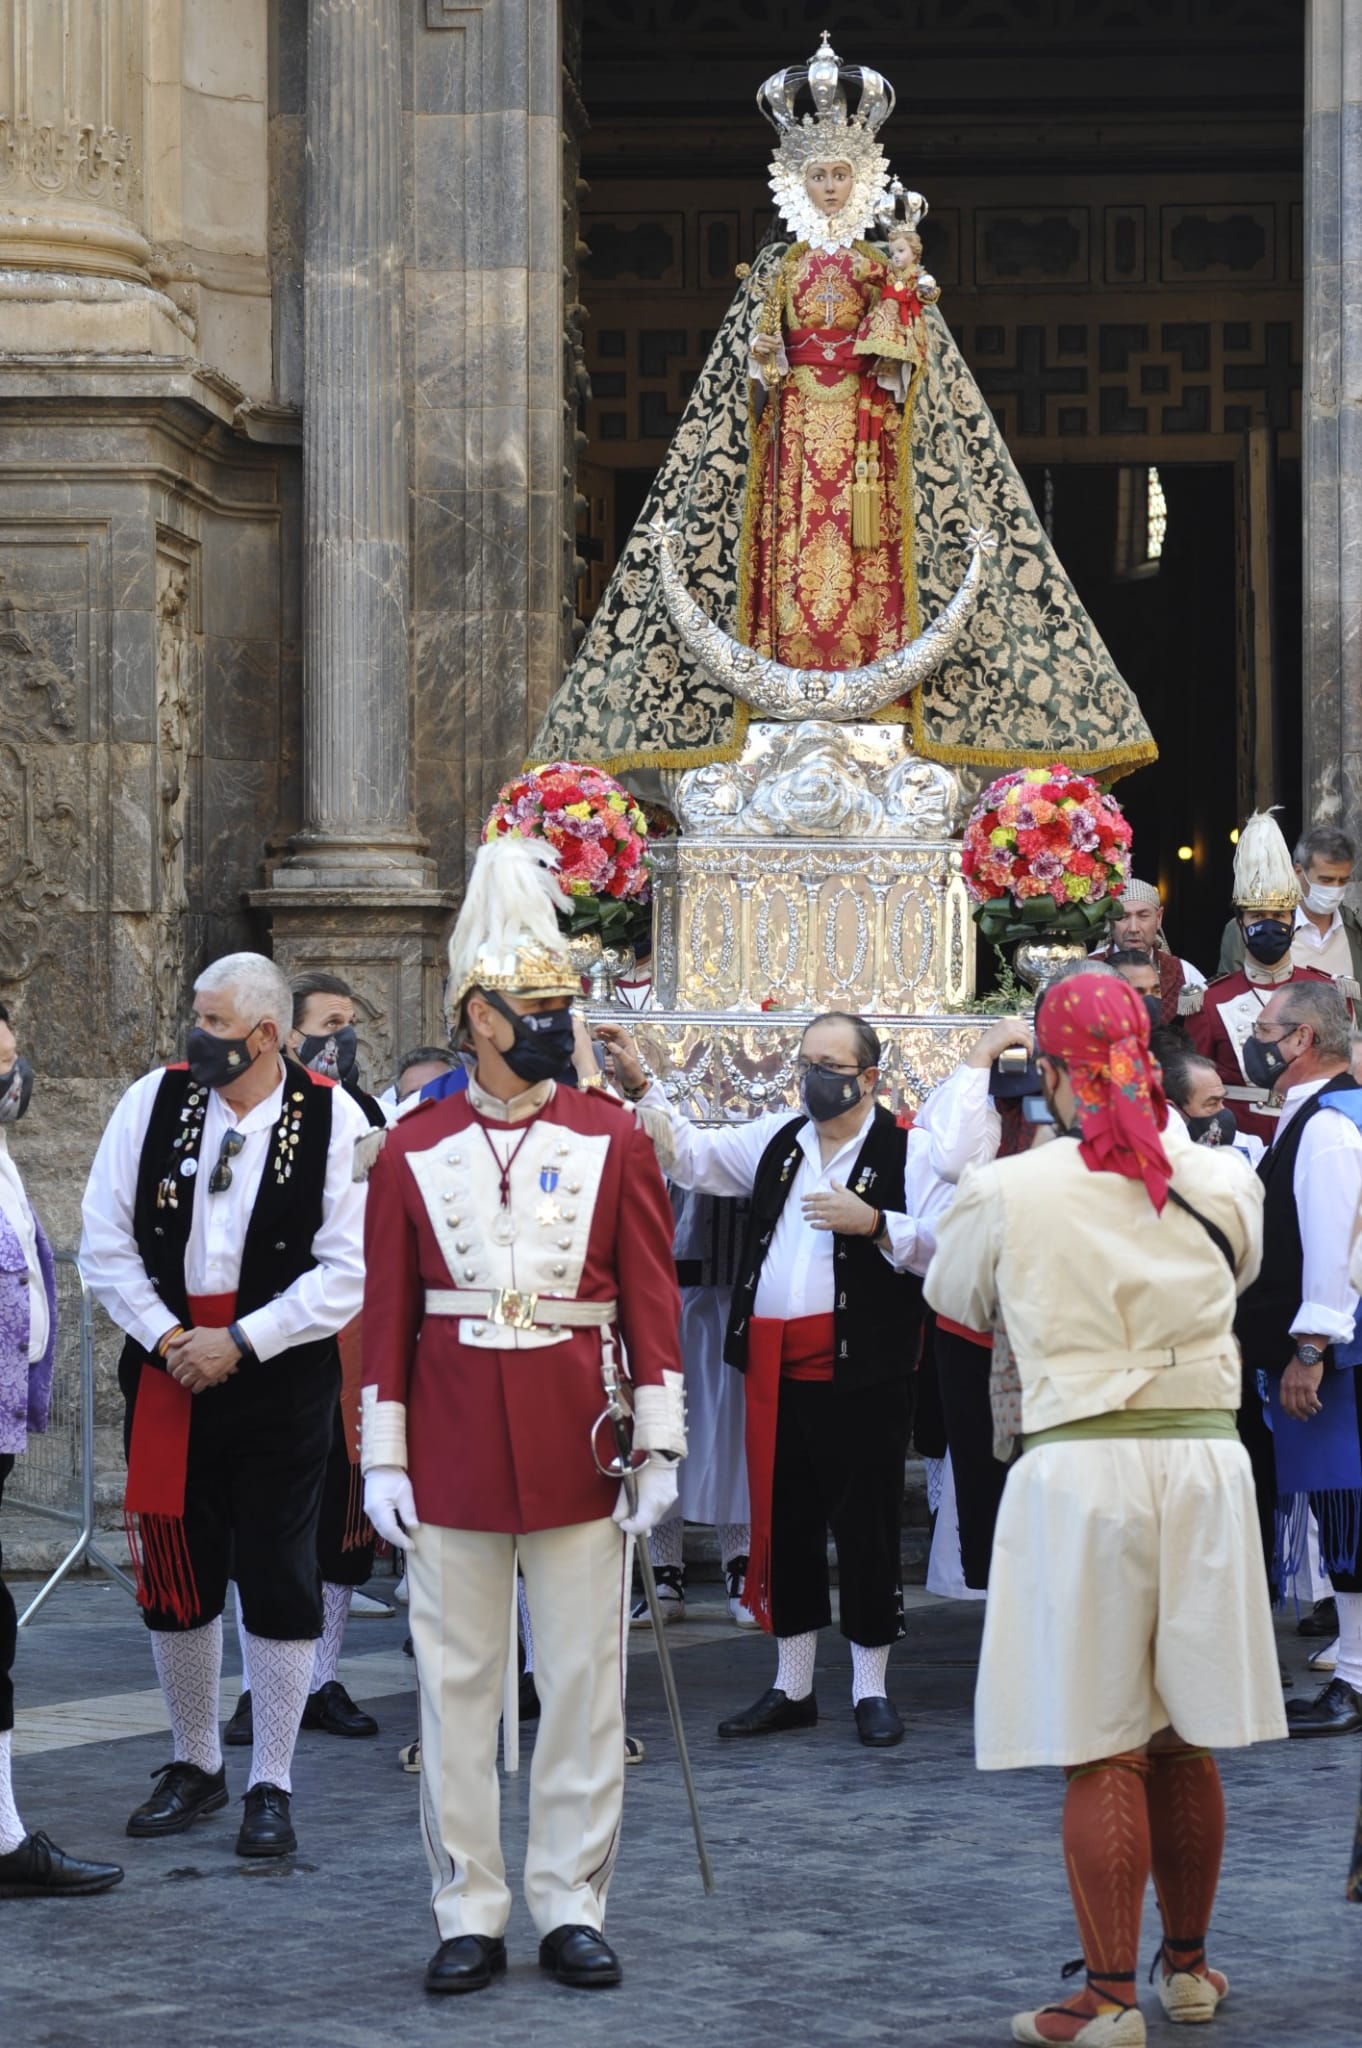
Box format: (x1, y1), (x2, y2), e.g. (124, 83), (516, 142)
(407, 1514), (629, 1939)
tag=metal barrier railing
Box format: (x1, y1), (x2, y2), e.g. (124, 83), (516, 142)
(10, 1250), (137, 1626)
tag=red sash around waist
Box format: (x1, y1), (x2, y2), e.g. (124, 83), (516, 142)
(784, 326), (865, 375)
(935, 1315), (992, 1351)
(741, 1314), (836, 1631)
(123, 1290), (238, 1622)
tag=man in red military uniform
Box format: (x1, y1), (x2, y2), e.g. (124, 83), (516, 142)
(1187, 811), (1333, 1146)
(360, 836), (686, 1999)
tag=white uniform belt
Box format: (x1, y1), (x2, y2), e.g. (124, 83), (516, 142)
(423, 1287), (617, 1332)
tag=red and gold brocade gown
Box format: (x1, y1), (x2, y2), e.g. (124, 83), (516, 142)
(739, 242), (924, 671)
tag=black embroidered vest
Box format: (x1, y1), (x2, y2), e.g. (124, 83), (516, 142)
(121, 1059), (336, 1376)
(1235, 1071), (1361, 1373)
(724, 1103), (923, 1392)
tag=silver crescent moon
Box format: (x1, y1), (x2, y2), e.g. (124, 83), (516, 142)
(649, 516), (996, 722)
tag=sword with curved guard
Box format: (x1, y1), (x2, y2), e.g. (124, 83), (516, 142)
(592, 1343), (716, 1896)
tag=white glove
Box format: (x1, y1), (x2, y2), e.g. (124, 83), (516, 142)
(612, 1458), (679, 1537)
(364, 1465), (421, 1550)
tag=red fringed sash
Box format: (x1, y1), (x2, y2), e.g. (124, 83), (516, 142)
(122, 1290), (234, 1624)
(740, 1312), (836, 1632)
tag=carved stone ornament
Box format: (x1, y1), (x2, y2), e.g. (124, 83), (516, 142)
(650, 516), (996, 720)
(666, 720), (963, 841)
(0, 117), (135, 212)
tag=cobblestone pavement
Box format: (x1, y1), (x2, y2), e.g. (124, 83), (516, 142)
(3, 1572), (1361, 2048)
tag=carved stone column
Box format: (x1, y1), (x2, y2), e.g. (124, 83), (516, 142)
(254, 0), (452, 1078)
(1303, 3), (1362, 845)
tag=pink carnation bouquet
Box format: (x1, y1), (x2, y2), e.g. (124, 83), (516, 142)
(960, 763), (1133, 946)
(483, 760), (652, 946)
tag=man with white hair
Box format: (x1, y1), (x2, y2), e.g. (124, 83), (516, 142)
(80, 952), (368, 1859)
(1092, 878), (1206, 1025)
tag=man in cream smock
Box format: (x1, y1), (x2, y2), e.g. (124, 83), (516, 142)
(926, 973), (1284, 2048)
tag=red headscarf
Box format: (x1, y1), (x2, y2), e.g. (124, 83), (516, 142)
(1036, 973), (1173, 1211)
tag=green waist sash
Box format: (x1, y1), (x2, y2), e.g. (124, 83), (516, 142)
(1024, 1408), (1237, 1453)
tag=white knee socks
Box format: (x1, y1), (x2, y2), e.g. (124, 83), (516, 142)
(0, 1730), (25, 1853)
(242, 1633), (315, 1793)
(774, 1630), (818, 1701)
(310, 1582), (352, 1693)
(151, 1618), (223, 1774)
(648, 1513), (685, 1571)
(718, 1523), (750, 1565)
(518, 1573), (534, 1675)
(1335, 1590), (1362, 1691)
(850, 1641), (890, 1704)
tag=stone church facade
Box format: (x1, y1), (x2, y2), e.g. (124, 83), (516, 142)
(0, 1), (1359, 1241)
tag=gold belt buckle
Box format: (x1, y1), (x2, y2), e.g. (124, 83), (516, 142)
(490, 1288), (539, 1331)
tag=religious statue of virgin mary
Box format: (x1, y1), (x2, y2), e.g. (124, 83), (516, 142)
(532, 36), (1156, 787)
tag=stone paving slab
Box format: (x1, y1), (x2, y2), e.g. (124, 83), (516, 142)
(2, 1579), (1360, 2047)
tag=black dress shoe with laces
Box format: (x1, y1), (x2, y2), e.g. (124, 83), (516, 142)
(126, 1761), (229, 1837)
(223, 1690), (253, 1746)
(717, 1685), (818, 1737)
(854, 1696), (905, 1747)
(538, 1924), (622, 1987)
(301, 1679), (378, 1738)
(1298, 1596), (1339, 1637)
(235, 1782), (296, 1857)
(424, 1934), (507, 1993)
(1285, 1676), (1362, 1735)
(0, 1831), (124, 1897)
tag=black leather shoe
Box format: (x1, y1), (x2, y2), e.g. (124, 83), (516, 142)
(1298, 1596), (1339, 1637)
(223, 1690), (253, 1746)
(0, 1831), (124, 1897)
(538, 1924), (622, 1988)
(519, 1672), (541, 1721)
(424, 1934), (507, 1994)
(854, 1696), (905, 1747)
(1285, 1676), (1362, 1736)
(717, 1685), (818, 1738)
(301, 1680), (378, 1738)
(127, 1761), (228, 1837)
(235, 1782), (296, 1857)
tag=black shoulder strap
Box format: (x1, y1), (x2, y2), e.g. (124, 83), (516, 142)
(1165, 1185), (1235, 1272)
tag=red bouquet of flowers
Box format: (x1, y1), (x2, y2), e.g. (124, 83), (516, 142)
(961, 763), (1133, 946)
(483, 761), (652, 944)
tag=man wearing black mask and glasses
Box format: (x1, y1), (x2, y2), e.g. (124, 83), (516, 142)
(1189, 810), (1334, 1145)
(600, 1009), (974, 1750)
(80, 952), (368, 1860)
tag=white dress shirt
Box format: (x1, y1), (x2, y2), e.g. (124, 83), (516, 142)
(1272, 1073), (1362, 1344)
(642, 1083), (971, 1313)
(0, 1128), (49, 1362)
(80, 1061), (368, 1361)
(1291, 903), (1353, 983)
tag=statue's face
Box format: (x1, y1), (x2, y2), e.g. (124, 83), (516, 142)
(804, 161), (854, 216)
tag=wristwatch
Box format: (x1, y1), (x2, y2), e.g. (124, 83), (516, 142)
(871, 1209), (891, 1246)
(1294, 1342), (1326, 1368)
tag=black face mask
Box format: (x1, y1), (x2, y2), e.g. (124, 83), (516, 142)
(186, 1024), (263, 1092)
(1242, 1029), (1299, 1093)
(484, 993), (577, 1086)
(1185, 1107), (1239, 1146)
(1242, 918), (1293, 966)
(297, 1025), (358, 1085)
(0, 1057), (34, 1124)
(800, 1064), (865, 1123)
(1142, 994), (1162, 1032)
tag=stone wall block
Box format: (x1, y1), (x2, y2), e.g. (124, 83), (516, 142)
(109, 606), (157, 743)
(203, 634), (282, 760)
(412, 269), (468, 409)
(413, 488), (471, 608)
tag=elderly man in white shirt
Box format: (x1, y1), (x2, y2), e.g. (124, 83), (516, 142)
(81, 953), (367, 1859)
(1233, 977), (1362, 1736)
(598, 1010), (1005, 1748)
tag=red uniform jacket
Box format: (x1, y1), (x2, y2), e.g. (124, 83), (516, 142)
(361, 1083), (684, 1533)
(1186, 963), (1333, 1144)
